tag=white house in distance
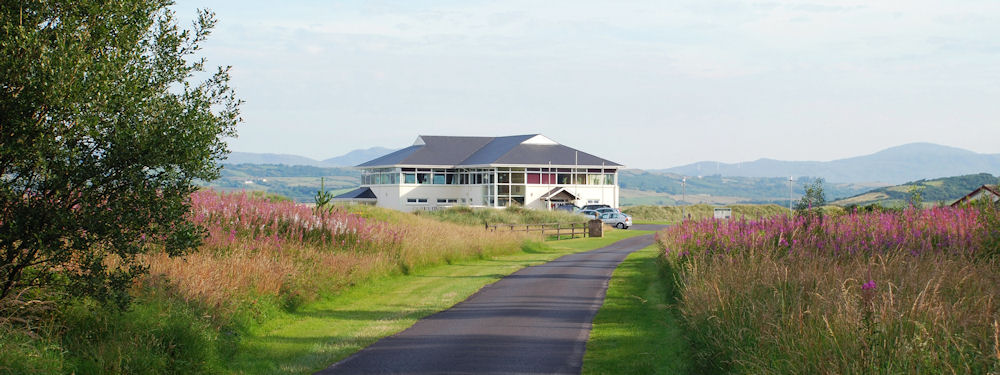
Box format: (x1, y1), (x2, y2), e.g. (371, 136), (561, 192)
(333, 134), (623, 212)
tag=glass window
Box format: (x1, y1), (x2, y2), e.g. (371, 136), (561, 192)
(498, 173), (510, 184)
(526, 173), (540, 184)
(511, 173), (525, 184)
(589, 174), (603, 185)
(605, 174), (614, 185)
(498, 185), (510, 194)
(510, 185), (525, 195)
(575, 174), (587, 185)
(557, 174), (571, 184)
(417, 173), (430, 184)
(404, 173), (416, 184)
(433, 174), (446, 184)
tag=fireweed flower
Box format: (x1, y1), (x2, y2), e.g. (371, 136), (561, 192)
(862, 280), (876, 290)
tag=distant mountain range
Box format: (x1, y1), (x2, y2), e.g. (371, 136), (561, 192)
(225, 143), (999, 185)
(222, 147), (397, 167)
(659, 143), (1000, 184)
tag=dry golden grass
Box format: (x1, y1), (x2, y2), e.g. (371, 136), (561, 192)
(142, 197), (530, 313)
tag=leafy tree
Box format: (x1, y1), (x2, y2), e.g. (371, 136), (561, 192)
(314, 177), (334, 210)
(795, 178), (826, 213)
(907, 185), (925, 208)
(1, 1), (240, 306)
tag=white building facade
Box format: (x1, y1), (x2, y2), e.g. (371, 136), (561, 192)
(335, 135), (622, 212)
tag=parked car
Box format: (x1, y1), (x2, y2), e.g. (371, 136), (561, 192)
(554, 204), (579, 212)
(595, 207), (620, 215)
(579, 209), (600, 219)
(599, 212), (632, 229)
(581, 204), (610, 211)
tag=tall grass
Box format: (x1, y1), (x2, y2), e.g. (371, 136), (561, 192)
(413, 205), (589, 226)
(657, 206), (1000, 374)
(145, 190), (530, 312)
(623, 204), (789, 222)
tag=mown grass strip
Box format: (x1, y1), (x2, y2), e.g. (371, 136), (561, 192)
(583, 244), (692, 375)
(226, 229), (651, 374)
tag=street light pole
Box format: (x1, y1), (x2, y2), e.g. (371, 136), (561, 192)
(681, 177), (687, 221)
(788, 176), (793, 213)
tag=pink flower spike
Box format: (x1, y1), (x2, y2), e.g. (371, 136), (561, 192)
(862, 280), (876, 290)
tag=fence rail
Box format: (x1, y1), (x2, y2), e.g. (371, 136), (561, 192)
(485, 222), (591, 240)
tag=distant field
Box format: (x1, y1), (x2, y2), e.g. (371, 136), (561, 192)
(623, 203), (789, 222)
(201, 164), (360, 202)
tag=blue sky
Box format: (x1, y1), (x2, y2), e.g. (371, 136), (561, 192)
(171, 0), (1000, 169)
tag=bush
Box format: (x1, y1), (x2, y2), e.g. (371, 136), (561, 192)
(60, 297), (220, 375)
(0, 325), (65, 374)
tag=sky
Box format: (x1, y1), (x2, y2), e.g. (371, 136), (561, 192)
(170, 0), (1000, 169)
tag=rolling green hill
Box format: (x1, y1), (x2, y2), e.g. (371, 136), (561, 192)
(831, 173), (999, 207)
(618, 169), (880, 205)
(201, 164), (360, 202)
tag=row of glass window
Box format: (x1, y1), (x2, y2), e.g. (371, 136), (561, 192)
(362, 169), (617, 186)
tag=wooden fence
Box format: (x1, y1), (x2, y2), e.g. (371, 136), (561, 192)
(484, 222), (591, 240)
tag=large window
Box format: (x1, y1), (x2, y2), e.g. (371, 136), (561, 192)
(361, 168), (399, 186)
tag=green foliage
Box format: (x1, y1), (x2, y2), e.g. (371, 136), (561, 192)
(0, 325), (65, 374)
(974, 199), (1000, 259)
(795, 178), (826, 212)
(907, 185), (925, 207)
(59, 296), (220, 374)
(313, 177), (334, 210)
(0, 1), (239, 306)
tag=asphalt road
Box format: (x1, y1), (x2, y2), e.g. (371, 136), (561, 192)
(316, 228), (663, 375)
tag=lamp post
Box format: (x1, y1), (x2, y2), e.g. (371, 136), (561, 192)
(681, 177), (687, 221)
(788, 176), (793, 213)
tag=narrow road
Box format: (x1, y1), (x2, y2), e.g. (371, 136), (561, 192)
(316, 228), (663, 375)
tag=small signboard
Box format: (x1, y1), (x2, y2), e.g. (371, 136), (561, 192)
(714, 207), (732, 219)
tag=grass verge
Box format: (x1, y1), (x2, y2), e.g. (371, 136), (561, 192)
(582, 244), (692, 375)
(225, 229), (649, 374)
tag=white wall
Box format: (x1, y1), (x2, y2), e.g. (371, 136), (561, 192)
(367, 180), (619, 212)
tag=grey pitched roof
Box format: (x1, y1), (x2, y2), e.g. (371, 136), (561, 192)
(332, 187), (377, 200)
(356, 134), (622, 168)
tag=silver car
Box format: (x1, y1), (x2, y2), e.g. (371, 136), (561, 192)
(599, 212), (632, 229)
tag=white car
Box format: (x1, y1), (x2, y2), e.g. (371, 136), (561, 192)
(599, 212), (631, 229)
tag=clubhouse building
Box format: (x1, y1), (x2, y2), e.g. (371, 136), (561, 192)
(333, 134), (622, 212)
